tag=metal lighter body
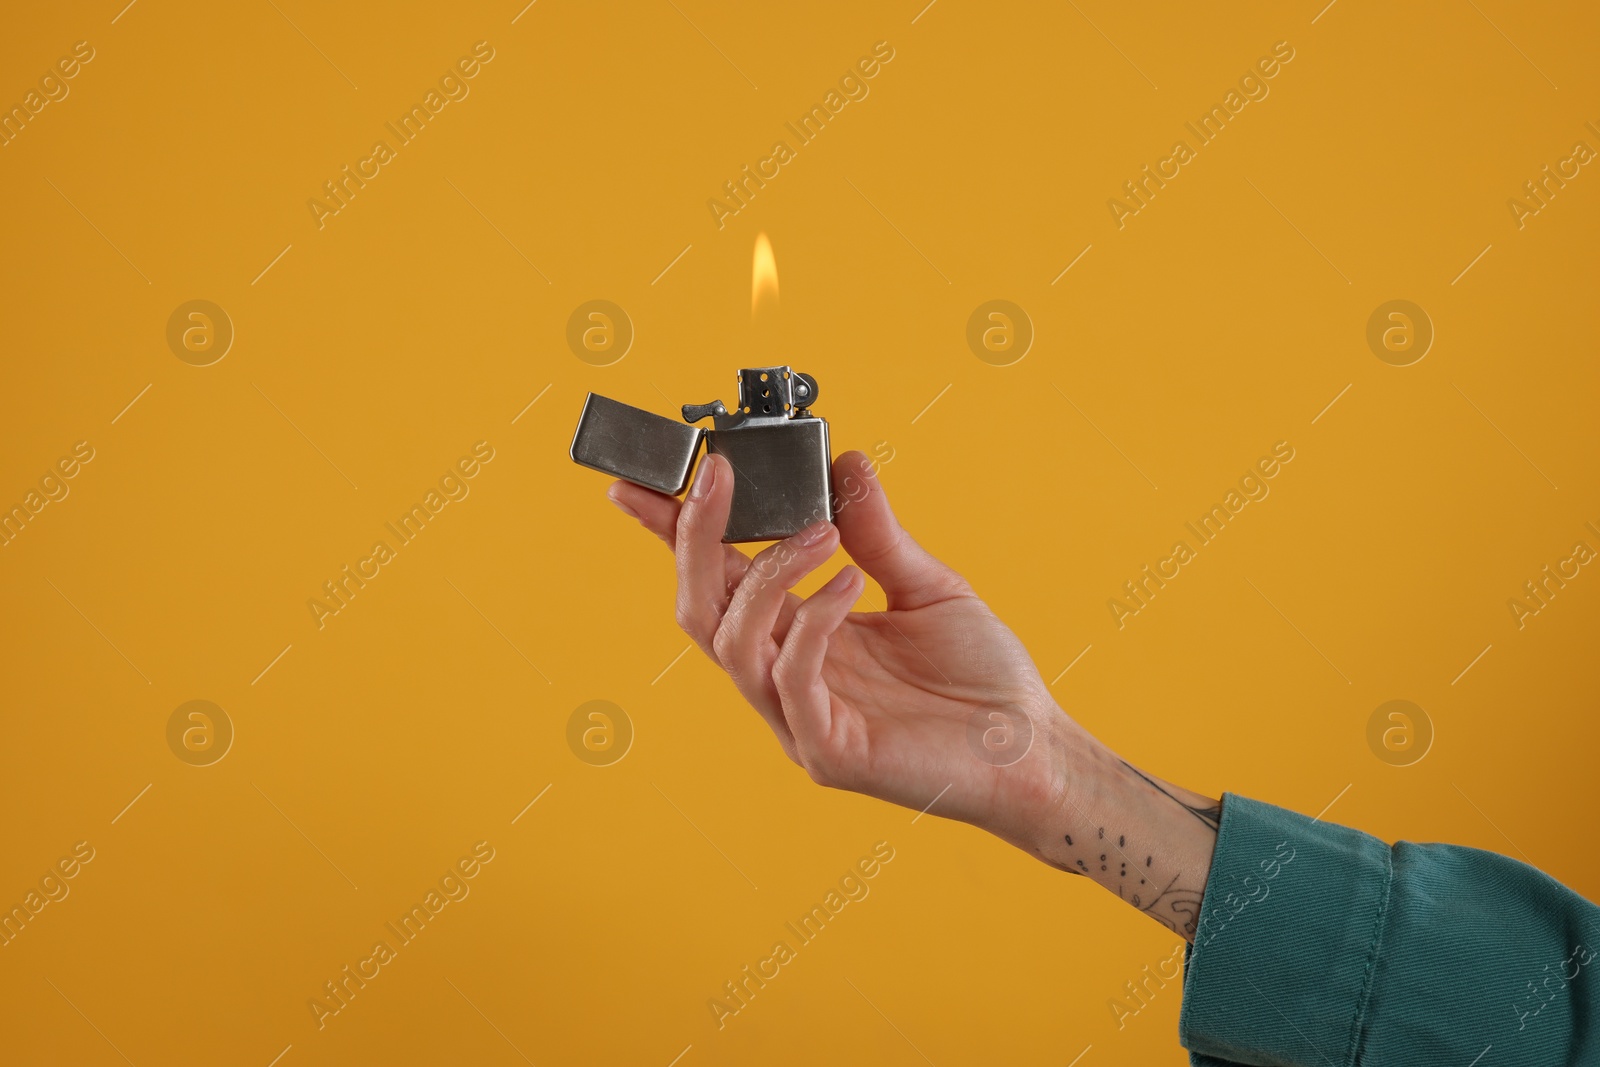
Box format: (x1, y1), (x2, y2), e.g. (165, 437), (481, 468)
(569, 366), (832, 544)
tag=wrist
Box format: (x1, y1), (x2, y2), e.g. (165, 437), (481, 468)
(997, 707), (1221, 940)
(979, 706), (1115, 858)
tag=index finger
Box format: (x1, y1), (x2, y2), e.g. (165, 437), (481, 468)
(607, 479), (750, 592)
(673, 453), (736, 655)
(607, 477), (811, 645)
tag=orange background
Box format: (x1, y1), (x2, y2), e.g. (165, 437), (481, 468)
(1, 1), (1596, 1064)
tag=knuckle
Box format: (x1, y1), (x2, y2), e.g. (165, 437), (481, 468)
(675, 503), (709, 543)
(770, 651), (798, 697)
(710, 621), (737, 665)
(788, 597), (818, 630)
(750, 545), (785, 585)
(800, 754), (836, 789)
(675, 594), (720, 646)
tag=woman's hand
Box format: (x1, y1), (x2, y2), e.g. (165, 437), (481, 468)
(607, 449), (1222, 938)
(605, 450), (1076, 851)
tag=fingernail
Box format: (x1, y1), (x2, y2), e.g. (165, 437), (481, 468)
(821, 567), (862, 595)
(607, 487), (640, 519)
(689, 456), (717, 500)
(797, 520), (833, 546)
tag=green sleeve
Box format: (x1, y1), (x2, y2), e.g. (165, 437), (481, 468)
(1178, 793), (1600, 1066)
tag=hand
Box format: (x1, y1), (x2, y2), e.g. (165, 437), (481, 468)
(607, 449), (1222, 938)
(605, 450), (1078, 850)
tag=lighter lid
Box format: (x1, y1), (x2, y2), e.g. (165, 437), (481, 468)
(569, 393), (704, 495)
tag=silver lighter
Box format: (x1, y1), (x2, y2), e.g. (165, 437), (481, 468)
(570, 367), (831, 543)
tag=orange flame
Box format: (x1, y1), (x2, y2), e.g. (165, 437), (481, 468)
(752, 232), (779, 318)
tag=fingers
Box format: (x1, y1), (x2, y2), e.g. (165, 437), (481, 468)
(714, 521), (840, 692)
(830, 451), (971, 611)
(673, 454), (736, 655)
(606, 481), (680, 547)
(773, 565), (864, 764)
(606, 464), (846, 772)
(607, 479), (750, 592)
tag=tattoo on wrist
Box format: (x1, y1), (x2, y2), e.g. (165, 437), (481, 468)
(1045, 825), (1206, 936)
(1039, 760), (1221, 939)
(1119, 760), (1221, 831)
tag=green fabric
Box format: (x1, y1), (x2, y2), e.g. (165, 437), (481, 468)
(1179, 793), (1600, 1066)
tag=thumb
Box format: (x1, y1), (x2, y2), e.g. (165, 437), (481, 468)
(830, 451), (971, 611)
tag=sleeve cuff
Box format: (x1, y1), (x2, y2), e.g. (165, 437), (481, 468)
(1178, 792), (1393, 1067)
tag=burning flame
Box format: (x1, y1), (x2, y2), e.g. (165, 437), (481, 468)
(752, 232), (779, 318)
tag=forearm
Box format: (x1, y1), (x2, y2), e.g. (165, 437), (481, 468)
(1004, 717), (1600, 1065)
(1007, 714), (1222, 940)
